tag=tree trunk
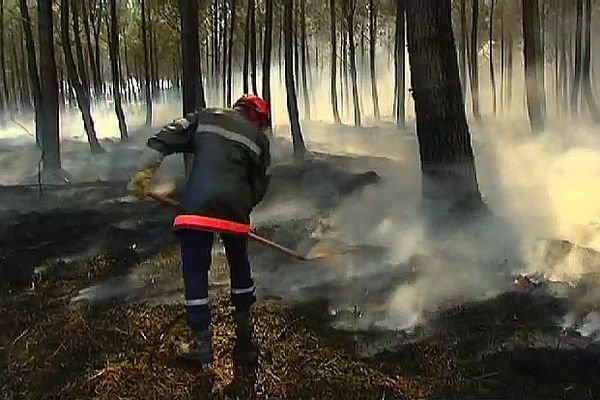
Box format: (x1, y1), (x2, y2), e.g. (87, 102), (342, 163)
(12, 30), (27, 111)
(342, 30), (349, 117)
(250, 0), (258, 95)
(19, 31), (33, 111)
(227, 0), (236, 105)
(330, 0), (341, 123)
(38, 0), (62, 173)
(148, 4), (157, 95)
(180, 0), (201, 175)
(0, 0), (9, 111)
(262, 0), (274, 112)
(489, 0), (497, 115)
(345, 0), (361, 127)
(19, 0), (43, 143)
(369, 0), (380, 120)
(582, 0), (600, 122)
(559, 0), (569, 114)
(141, 0), (152, 125)
(395, 0), (406, 126)
(108, 0), (128, 139)
(571, 0), (583, 115)
(181, 0), (203, 111)
(92, 0), (103, 95)
(469, 0), (481, 119)
(523, 0), (547, 132)
(152, 25), (159, 93)
(222, 0), (228, 106)
(405, 0), (484, 213)
(506, 31), (514, 111)
(61, 0), (103, 153)
(500, 4), (505, 113)
(72, 1), (89, 96)
(300, 0), (311, 120)
(284, 0), (306, 156)
(459, 0), (468, 97)
(294, 13), (300, 92)
(82, 0), (99, 96)
(212, 1), (219, 91)
(243, 0), (250, 93)
(279, 6), (283, 83)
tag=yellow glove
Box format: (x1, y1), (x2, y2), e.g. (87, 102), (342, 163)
(128, 150), (165, 200)
(128, 165), (157, 200)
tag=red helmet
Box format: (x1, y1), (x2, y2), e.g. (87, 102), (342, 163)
(233, 95), (271, 127)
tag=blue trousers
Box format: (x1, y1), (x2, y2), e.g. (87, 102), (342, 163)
(179, 229), (256, 331)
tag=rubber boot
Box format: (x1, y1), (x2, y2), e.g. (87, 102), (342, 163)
(180, 329), (213, 366)
(233, 312), (258, 366)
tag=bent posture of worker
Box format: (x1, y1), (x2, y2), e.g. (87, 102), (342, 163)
(128, 95), (271, 366)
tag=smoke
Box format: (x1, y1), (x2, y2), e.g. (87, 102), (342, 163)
(1, 43), (599, 337)
(286, 114), (600, 331)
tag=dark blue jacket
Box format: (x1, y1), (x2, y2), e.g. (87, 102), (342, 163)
(147, 108), (271, 225)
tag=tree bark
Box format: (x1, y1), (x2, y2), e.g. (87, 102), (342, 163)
(523, 0), (547, 132)
(0, 0), (9, 111)
(19, 0), (43, 143)
(395, 0), (406, 126)
(227, 0), (236, 105)
(180, 0), (202, 175)
(500, 3), (505, 113)
(148, 3), (157, 95)
(330, 0), (341, 123)
(284, 0), (306, 156)
(459, 0), (468, 97)
(559, 0), (569, 114)
(243, 0), (250, 93)
(571, 0), (583, 115)
(81, 0), (99, 96)
(141, 0), (152, 125)
(300, 0), (311, 120)
(92, 0), (103, 95)
(12, 29), (27, 111)
(345, 0), (361, 127)
(262, 0), (274, 112)
(506, 29), (513, 111)
(222, 0), (228, 106)
(581, 0), (600, 122)
(250, 0), (258, 95)
(108, 0), (128, 139)
(180, 0), (201, 113)
(19, 31), (33, 111)
(61, 0), (103, 153)
(489, 0), (497, 115)
(72, 1), (90, 96)
(469, 0), (481, 119)
(369, 0), (380, 120)
(38, 0), (62, 173)
(406, 0), (484, 214)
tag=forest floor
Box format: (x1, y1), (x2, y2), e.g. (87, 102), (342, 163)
(2, 137), (600, 399)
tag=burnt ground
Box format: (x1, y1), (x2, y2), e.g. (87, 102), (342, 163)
(1, 151), (600, 399)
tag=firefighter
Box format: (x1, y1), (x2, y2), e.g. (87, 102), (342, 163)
(128, 95), (271, 366)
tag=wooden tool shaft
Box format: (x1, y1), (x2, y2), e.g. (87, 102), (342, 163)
(145, 192), (309, 261)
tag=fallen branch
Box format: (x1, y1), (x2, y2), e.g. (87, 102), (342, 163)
(12, 328), (30, 345)
(471, 371), (500, 381)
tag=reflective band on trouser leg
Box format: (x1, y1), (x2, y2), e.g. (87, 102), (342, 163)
(174, 215), (251, 235)
(186, 298), (209, 306)
(185, 299), (210, 331)
(230, 282), (256, 313)
(231, 284), (256, 295)
(180, 230), (213, 331)
(221, 233), (256, 312)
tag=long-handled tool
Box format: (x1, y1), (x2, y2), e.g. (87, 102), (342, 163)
(145, 192), (318, 261)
